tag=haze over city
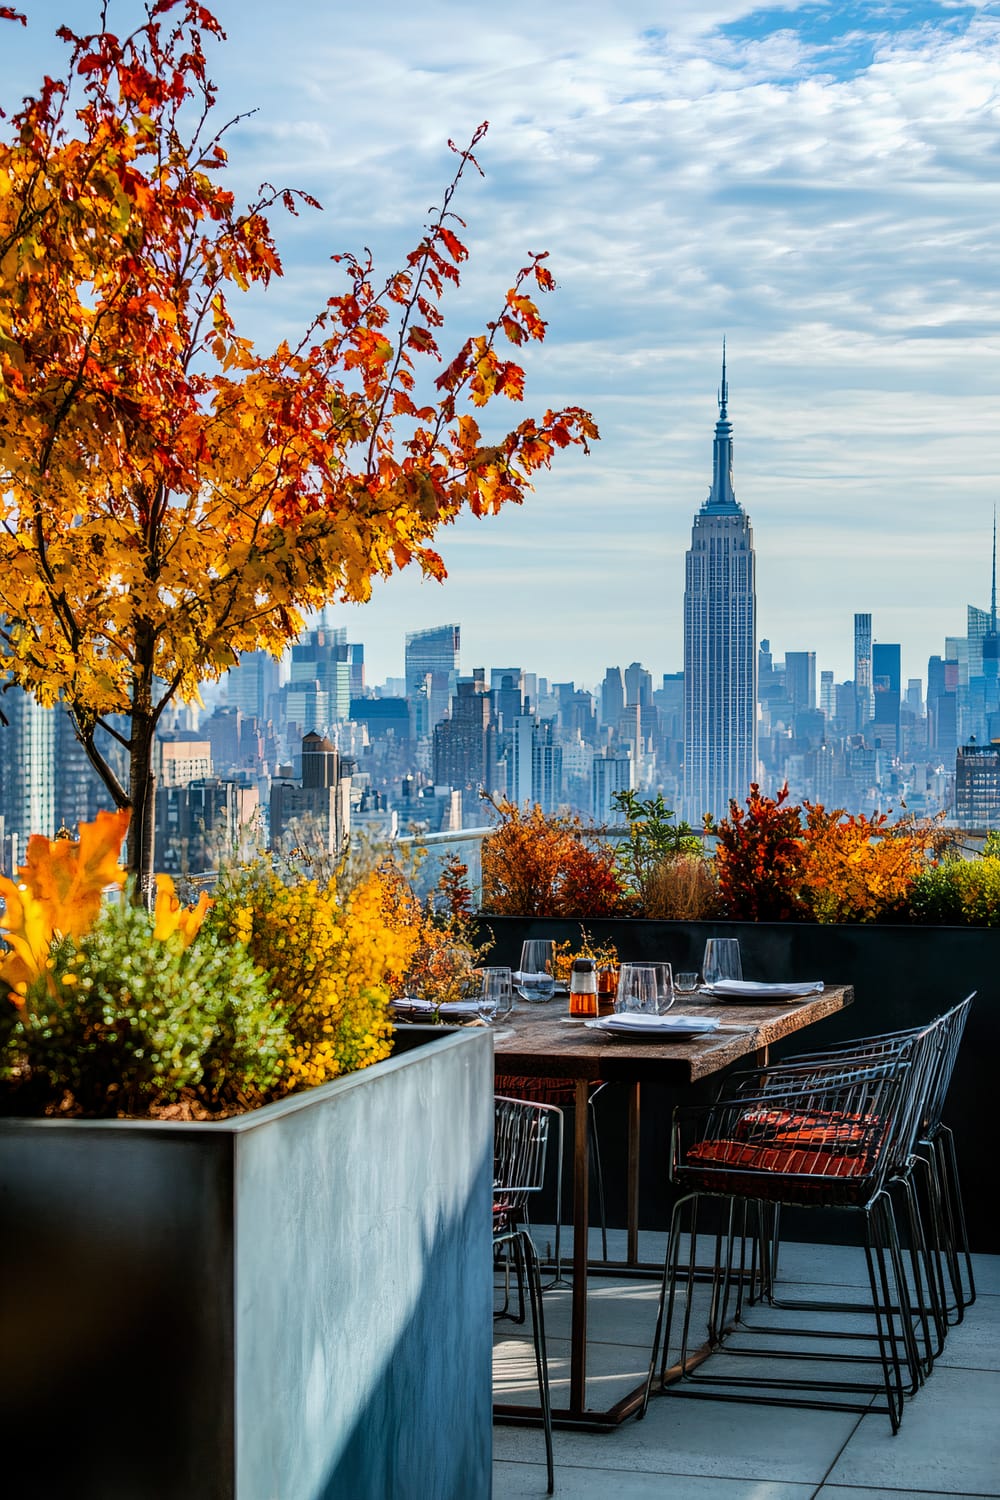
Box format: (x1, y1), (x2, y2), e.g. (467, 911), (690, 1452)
(3, 0), (999, 686)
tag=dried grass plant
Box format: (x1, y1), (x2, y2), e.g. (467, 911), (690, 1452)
(642, 854), (719, 921)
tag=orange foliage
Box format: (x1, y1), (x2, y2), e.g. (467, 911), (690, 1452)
(710, 785), (809, 922)
(0, 809), (129, 1001)
(480, 797), (628, 918)
(801, 803), (941, 924)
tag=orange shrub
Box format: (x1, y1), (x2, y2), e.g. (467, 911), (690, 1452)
(480, 797), (628, 917)
(801, 804), (942, 924)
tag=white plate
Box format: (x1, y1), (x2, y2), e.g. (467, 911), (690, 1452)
(700, 980), (824, 1003)
(583, 1016), (720, 1040)
(390, 998), (481, 1019)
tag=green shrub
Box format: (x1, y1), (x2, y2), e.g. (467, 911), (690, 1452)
(909, 857), (1000, 926)
(7, 894), (286, 1117)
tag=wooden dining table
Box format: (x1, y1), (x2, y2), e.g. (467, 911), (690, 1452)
(492, 983), (855, 1429)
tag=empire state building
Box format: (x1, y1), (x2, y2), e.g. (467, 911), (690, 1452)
(682, 348), (758, 822)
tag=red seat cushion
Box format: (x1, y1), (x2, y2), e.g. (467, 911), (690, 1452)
(688, 1137), (867, 1179)
(734, 1107), (873, 1153)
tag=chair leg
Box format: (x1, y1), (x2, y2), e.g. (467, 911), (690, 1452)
(519, 1230), (555, 1494)
(588, 1090), (609, 1262)
(934, 1125), (976, 1316)
(642, 1191), (695, 1415)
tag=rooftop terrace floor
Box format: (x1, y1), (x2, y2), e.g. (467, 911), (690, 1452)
(494, 1230), (1000, 1499)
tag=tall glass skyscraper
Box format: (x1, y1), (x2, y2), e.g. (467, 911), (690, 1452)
(405, 624), (460, 736)
(682, 348), (758, 823)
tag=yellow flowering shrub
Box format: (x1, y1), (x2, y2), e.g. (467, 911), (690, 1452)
(209, 859), (422, 1091)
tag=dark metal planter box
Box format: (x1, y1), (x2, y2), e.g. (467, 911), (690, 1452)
(479, 914), (997, 1251)
(0, 1026), (493, 1500)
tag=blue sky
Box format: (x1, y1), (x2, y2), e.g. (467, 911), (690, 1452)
(3, 1), (1000, 691)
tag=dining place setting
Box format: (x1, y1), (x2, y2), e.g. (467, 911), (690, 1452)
(532, 935), (829, 1045)
(391, 936), (834, 1069)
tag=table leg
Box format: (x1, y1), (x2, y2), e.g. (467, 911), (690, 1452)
(570, 1077), (590, 1413)
(626, 1082), (641, 1265)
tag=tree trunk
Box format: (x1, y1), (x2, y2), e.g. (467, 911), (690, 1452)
(128, 714), (157, 903)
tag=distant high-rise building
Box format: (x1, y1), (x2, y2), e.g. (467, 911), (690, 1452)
(624, 662), (653, 708)
(682, 346), (758, 822)
(226, 649), (280, 722)
(854, 614), (874, 732)
(820, 670), (836, 720)
(405, 624), (460, 734)
(785, 651), (817, 715)
(600, 667), (625, 727)
(593, 749), (634, 822)
(0, 685), (56, 862)
(432, 676), (498, 815)
(872, 642), (901, 751)
(955, 740), (1000, 827)
(270, 732), (351, 853)
(290, 627), (351, 722)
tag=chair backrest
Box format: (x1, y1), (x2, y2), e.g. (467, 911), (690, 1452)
(920, 992), (975, 1137)
(494, 1095), (554, 1214)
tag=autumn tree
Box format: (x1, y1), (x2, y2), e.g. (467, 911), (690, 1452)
(0, 2), (597, 889)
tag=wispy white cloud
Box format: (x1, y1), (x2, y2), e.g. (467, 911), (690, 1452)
(3, 0), (1000, 684)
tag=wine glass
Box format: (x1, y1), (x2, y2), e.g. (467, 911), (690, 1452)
(517, 940), (556, 1003)
(479, 966), (513, 1021)
(615, 963), (659, 1015)
(702, 938), (742, 988)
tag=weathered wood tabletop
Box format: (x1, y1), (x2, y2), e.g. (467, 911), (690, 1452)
(493, 984), (854, 1084)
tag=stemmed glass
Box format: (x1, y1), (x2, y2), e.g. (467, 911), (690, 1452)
(517, 940), (556, 1003)
(702, 938), (742, 987)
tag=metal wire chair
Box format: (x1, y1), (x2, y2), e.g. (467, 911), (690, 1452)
(495, 1073), (611, 1271)
(737, 994), (976, 1331)
(494, 1095), (555, 1494)
(641, 1048), (922, 1432)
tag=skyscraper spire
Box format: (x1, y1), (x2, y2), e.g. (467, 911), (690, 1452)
(992, 508), (997, 635)
(705, 338), (739, 512)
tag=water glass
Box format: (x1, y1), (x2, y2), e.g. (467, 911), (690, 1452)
(674, 971), (701, 997)
(652, 961), (675, 1015)
(479, 966), (513, 1020)
(518, 940), (556, 1003)
(702, 938), (742, 987)
(476, 978), (499, 1027)
(615, 963), (659, 1015)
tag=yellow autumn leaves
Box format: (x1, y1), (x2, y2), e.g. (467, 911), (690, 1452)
(0, 809), (211, 1004)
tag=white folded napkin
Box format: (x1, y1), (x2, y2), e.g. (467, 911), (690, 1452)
(706, 980), (824, 998)
(601, 1012), (720, 1031)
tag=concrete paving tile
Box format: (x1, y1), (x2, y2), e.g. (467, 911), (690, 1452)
(969, 1253), (1000, 1297)
(818, 1490), (990, 1500)
(493, 1459), (814, 1499)
(531, 1277), (662, 1349)
(495, 1333), (650, 1411)
(826, 1366), (1000, 1496)
(935, 1285), (1000, 1372)
(495, 1374), (862, 1485)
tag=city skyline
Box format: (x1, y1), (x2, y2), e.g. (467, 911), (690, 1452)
(3, 2), (1000, 685)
